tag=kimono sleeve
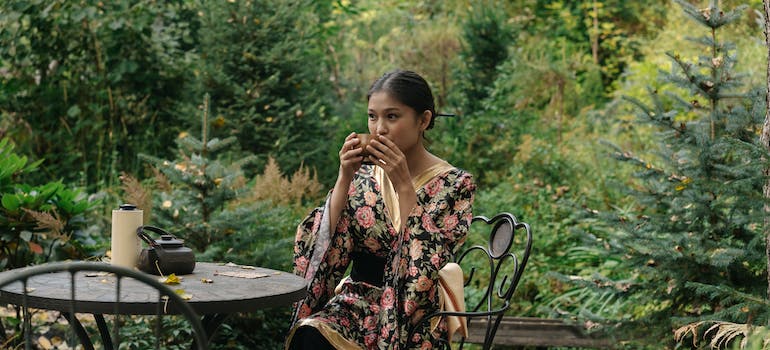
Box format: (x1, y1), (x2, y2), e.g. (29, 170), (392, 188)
(290, 190), (355, 324)
(400, 171), (476, 328)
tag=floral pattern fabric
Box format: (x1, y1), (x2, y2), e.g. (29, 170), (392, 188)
(288, 164), (475, 349)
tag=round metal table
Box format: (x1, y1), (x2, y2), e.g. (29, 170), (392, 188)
(0, 261), (307, 349)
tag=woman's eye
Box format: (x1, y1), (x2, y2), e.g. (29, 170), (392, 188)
(387, 114), (398, 120)
(367, 113), (376, 120)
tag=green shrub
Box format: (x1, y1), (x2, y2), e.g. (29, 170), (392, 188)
(0, 138), (98, 269)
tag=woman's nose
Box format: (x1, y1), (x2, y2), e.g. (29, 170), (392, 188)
(375, 122), (387, 135)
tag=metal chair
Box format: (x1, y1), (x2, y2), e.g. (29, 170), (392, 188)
(408, 213), (533, 349)
(0, 261), (208, 350)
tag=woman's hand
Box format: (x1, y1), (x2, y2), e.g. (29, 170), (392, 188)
(368, 135), (417, 231)
(367, 135), (412, 193)
(338, 132), (364, 180)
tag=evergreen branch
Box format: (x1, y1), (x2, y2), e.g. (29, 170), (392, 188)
(205, 136), (238, 153)
(673, 0), (748, 29)
(665, 51), (718, 99)
(232, 155), (259, 170)
(685, 281), (770, 307)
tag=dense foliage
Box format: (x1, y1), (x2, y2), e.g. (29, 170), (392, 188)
(1, 0), (769, 348)
(0, 138), (96, 269)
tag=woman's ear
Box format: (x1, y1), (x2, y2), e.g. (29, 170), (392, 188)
(420, 110), (433, 131)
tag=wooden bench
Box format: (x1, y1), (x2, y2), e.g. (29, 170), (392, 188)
(466, 316), (613, 348)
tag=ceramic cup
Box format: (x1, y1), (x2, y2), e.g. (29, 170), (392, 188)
(356, 133), (374, 164)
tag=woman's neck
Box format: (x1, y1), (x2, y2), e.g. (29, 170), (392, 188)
(405, 145), (441, 180)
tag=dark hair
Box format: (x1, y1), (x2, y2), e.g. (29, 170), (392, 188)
(367, 70), (436, 130)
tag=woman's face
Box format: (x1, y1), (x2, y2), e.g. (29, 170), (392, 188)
(367, 91), (429, 155)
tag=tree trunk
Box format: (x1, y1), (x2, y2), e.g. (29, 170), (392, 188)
(762, 0), (770, 300)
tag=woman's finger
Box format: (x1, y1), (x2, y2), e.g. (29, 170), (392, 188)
(367, 136), (400, 161)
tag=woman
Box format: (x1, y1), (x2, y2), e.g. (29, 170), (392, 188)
(286, 70), (475, 349)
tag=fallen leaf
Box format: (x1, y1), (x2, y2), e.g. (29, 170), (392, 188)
(160, 274), (182, 285)
(175, 289), (192, 300)
(201, 278), (213, 283)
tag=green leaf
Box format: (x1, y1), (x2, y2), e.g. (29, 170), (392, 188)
(1, 194), (21, 211)
(67, 105), (81, 118)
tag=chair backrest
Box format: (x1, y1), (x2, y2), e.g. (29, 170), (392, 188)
(409, 212), (533, 349)
(0, 261), (208, 350)
(458, 213), (532, 348)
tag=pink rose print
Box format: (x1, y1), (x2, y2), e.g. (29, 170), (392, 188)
(364, 237), (382, 251)
(443, 214), (459, 231)
(414, 275), (434, 292)
(409, 240), (423, 260)
(382, 287), (395, 308)
(421, 340), (433, 349)
(421, 214), (439, 233)
(364, 191), (377, 206)
(311, 211), (322, 233)
(328, 248), (341, 266)
(347, 182), (356, 195)
(356, 206), (376, 228)
(340, 317), (350, 327)
(364, 315), (377, 331)
(404, 300), (418, 316)
(369, 304), (380, 313)
(462, 174), (473, 189)
(409, 265), (419, 277)
(337, 215), (349, 233)
(298, 303), (311, 318)
(295, 256), (309, 275)
(380, 325), (390, 339)
(453, 199), (470, 212)
(312, 281), (324, 296)
(430, 253), (441, 268)
(426, 179), (443, 196)
(364, 334), (378, 348)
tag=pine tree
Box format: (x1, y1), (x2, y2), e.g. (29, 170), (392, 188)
(139, 94), (257, 252)
(555, 0), (769, 345)
(192, 0), (334, 180)
(453, 1), (511, 114)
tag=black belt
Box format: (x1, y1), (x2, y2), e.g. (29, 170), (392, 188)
(350, 252), (386, 287)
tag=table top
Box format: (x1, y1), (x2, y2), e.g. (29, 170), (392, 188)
(0, 262), (306, 315)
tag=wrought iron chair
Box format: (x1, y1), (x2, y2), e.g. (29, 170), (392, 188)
(408, 212), (533, 349)
(0, 261), (208, 350)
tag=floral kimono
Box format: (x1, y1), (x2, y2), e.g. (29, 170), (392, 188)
(286, 162), (475, 349)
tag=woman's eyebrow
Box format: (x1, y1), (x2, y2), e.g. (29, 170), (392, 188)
(368, 107), (402, 112)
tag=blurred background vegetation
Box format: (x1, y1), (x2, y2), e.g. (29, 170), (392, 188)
(1, 0), (769, 348)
